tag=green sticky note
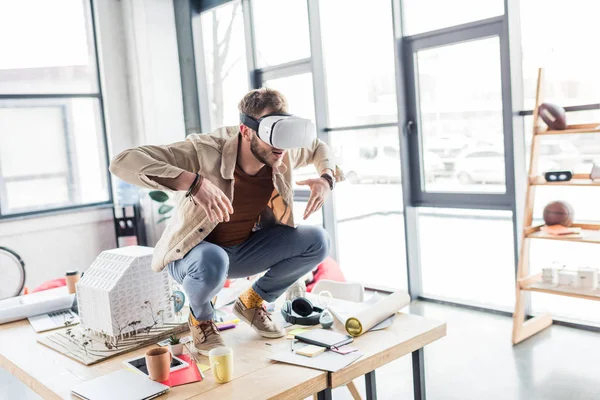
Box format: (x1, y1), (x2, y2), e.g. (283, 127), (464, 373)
(288, 328), (308, 336)
(197, 363), (211, 372)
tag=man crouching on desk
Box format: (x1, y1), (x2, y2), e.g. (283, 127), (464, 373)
(109, 88), (342, 355)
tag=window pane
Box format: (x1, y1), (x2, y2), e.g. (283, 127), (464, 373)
(331, 128), (407, 290)
(520, 0), (600, 109)
(200, 1), (249, 130)
(320, 0), (398, 127)
(0, 0), (98, 94)
(263, 73), (315, 122)
(252, 0), (310, 67)
(0, 98), (109, 215)
(419, 208), (515, 309)
(403, 0), (504, 35)
(293, 201), (323, 227)
(416, 37), (505, 193)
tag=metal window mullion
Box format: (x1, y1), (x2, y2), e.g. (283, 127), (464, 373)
(307, 0), (338, 261)
(404, 15), (504, 43)
(0, 93), (101, 99)
(242, 0), (259, 88)
(90, 0), (113, 205)
(259, 59), (312, 83)
(394, 0), (422, 297)
(191, 11), (212, 133)
(174, 0), (203, 136)
(325, 122), (399, 132)
(504, 0), (530, 317)
(518, 103), (600, 116)
(408, 20), (503, 51)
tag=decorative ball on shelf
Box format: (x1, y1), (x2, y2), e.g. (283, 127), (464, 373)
(539, 103), (567, 130)
(543, 201), (574, 227)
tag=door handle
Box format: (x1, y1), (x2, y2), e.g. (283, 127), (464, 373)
(404, 120), (415, 136)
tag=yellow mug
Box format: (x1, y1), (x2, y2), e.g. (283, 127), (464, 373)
(208, 347), (233, 383)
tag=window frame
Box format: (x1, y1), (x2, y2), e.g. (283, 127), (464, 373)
(0, 0), (113, 220)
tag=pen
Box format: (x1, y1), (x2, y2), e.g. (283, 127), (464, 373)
(216, 319), (240, 326)
(291, 339), (295, 352)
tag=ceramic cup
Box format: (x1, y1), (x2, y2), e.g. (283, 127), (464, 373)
(145, 347), (171, 382)
(208, 347), (234, 383)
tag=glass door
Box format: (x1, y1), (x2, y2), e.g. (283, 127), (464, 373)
(405, 20), (513, 209)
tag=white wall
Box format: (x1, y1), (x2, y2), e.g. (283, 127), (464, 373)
(0, 209), (115, 289)
(1, 0), (185, 290)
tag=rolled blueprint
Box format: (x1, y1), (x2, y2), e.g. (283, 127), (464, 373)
(345, 291), (411, 336)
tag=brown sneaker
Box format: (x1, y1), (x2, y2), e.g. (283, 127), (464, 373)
(188, 313), (226, 356)
(233, 298), (285, 338)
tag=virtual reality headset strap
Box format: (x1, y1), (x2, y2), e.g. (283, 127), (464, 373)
(240, 112), (292, 132)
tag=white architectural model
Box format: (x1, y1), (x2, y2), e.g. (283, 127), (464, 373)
(77, 246), (173, 342)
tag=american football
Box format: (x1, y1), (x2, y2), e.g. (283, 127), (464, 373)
(539, 102), (567, 130)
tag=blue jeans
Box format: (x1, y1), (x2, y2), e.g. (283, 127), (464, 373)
(168, 225), (331, 320)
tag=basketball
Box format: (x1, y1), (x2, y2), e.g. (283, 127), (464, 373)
(543, 201), (574, 227)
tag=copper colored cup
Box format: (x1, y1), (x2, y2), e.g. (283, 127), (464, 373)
(145, 347), (171, 382)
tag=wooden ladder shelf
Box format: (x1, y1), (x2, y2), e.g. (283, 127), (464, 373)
(512, 68), (600, 345)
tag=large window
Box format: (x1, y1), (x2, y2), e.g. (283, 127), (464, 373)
(252, 0), (311, 67)
(520, 0), (600, 109)
(320, 1), (406, 290)
(199, 0), (249, 130)
(402, 0), (504, 35)
(331, 128), (407, 290)
(0, 0), (110, 217)
(415, 37), (505, 193)
(320, 0), (397, 127)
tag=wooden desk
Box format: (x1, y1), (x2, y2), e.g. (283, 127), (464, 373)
(317, 312), (446, 400)
(0, 319), (328, 400)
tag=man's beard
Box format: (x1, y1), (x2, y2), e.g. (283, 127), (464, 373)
(250, 135), (276, 166)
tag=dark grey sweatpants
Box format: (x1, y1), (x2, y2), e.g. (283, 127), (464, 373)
(168, 224), (331, 320)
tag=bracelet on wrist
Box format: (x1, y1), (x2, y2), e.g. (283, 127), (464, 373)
(320, 173), (334, 190)
(185, 173), (200, 198)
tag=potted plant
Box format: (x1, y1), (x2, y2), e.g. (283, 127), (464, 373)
(167, 334), (183, 356)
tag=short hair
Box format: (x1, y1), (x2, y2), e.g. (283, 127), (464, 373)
(238, 88), (288, 119)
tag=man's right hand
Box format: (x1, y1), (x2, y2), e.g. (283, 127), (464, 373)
(193, 178), (234, 223)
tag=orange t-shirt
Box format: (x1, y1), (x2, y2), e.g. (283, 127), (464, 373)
(204, 165), (274, 247)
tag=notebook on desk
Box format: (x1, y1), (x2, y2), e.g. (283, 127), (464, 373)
(295, 329), (353, 349)
(71, 370), (169, 400)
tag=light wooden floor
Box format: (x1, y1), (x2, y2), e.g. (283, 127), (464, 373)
(4, 300), (600, 400)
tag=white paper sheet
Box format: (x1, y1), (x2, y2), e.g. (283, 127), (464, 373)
(268, 345), (363, 372)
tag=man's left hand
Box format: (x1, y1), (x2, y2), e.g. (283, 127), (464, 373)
(296, 177), (332, 220)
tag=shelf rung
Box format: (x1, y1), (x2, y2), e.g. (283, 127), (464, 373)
(526, 223), (600, 244)
(522, 282), (600, 301)
(536, 123), (600, 135)
(529, 176), (600, 186)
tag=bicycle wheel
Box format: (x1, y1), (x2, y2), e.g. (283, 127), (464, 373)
(0, 246), (26, 300)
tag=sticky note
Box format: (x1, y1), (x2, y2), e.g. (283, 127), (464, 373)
(295, 344), (326, 357)
(287, 328), (308, 338)
(196, 363), (211, 372)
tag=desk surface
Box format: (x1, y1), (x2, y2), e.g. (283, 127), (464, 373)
(0, 318), (326, 400)
(328, 312), (446, 388)
(0, 300), (445, 399)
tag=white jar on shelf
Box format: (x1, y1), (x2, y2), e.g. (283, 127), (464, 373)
(541, 268), (558, 285)
(558, 270), (579, 288)
(578, 267), (598, 290)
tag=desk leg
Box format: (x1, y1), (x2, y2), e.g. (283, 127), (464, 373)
(317, 388), (332, 400)
(412, 348), (426, 400)
(365, 370), (377, 400)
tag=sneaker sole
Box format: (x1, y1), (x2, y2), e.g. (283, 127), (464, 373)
(233, 307), (286, 339)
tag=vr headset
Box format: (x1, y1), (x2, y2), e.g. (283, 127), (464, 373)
(281, 297), (323, 326)
(240, 112), (316, 149)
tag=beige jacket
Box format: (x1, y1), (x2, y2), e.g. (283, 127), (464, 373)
(109, 126), (342, 272)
